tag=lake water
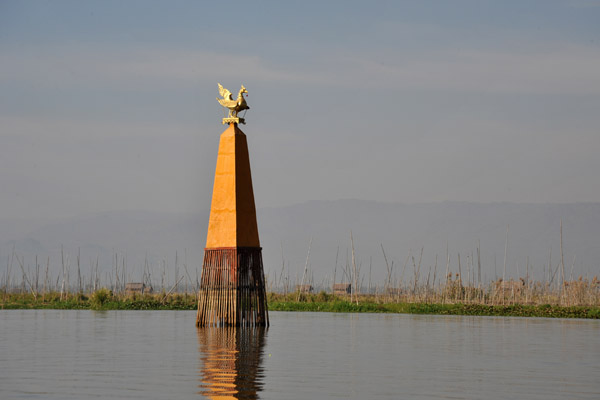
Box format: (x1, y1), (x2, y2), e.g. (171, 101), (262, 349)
(1, 310), (599, 399)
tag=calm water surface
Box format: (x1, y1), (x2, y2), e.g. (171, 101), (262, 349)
(1, 310), (598, 399)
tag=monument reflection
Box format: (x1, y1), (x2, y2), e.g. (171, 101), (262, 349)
(197, 327), (266, 399)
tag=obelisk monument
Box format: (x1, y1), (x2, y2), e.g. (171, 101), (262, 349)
(196, 83), (269, 327)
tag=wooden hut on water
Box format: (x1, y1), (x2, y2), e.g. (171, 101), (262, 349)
(333, 283), (351, 295)
(125, 282), (152, 295)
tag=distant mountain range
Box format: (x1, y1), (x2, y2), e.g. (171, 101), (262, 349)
(2, 201), (599, 289)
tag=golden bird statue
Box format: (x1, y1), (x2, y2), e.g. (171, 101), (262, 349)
(217, 83), (249, 124)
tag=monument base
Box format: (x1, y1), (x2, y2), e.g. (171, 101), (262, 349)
(222, 116), (245, 125)
(196, 247), (269, 327)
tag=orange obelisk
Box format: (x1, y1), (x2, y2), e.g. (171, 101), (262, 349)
(196, 84), (268, 327)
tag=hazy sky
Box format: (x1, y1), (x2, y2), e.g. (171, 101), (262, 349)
(2, 0), (600, 220)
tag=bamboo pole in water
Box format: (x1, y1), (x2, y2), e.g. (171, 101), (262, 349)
(197, 248), (268, 327)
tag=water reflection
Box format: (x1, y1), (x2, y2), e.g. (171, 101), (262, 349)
(197, 327), (267, 399)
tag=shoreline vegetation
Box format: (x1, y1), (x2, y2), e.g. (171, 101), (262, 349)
(3, 224), (599, 319)
(2, 290), (599, 319)
(3, 238), (599, 319)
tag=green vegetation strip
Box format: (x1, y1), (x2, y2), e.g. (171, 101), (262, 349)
(2, 291), (599, 318)
(269, 301), (600, 319)
(1, 290), (197, 311)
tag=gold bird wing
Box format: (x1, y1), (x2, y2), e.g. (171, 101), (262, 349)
(217, 98), (238, 108)
(217, 83), (232, 100)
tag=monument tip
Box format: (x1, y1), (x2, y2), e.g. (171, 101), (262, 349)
(217, 83), (249, 125)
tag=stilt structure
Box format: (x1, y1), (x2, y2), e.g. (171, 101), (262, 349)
(196, 84), (269, 327)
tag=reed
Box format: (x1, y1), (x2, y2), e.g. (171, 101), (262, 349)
(3, 223), (598, 315)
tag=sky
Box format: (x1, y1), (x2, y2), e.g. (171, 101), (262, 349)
(1, 0), (600, 220)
